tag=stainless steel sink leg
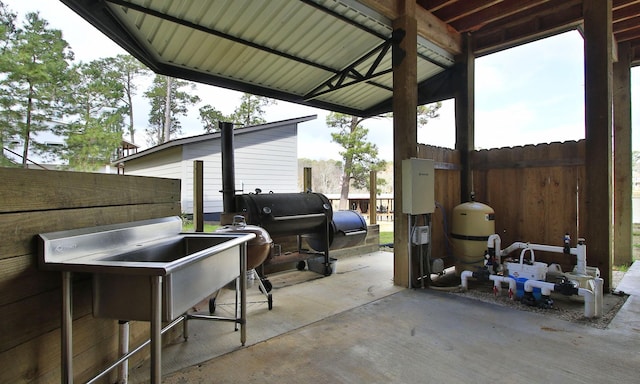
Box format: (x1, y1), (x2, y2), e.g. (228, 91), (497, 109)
(62, 271), (73, 384)
(150, 276), (162, 384)
(183, 314), (189, 341)
(240, 244), (247, 345)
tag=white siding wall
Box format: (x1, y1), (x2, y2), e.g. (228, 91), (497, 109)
(181, 139), (222, 215)
(182, 124), (298, 215)
(124, 147), (183, 180)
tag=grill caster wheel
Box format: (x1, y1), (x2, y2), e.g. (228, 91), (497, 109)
(268, 294), (273, 310)
(259, 278), (273, 293)
(323, 265), (332, 276)
(296, 260), (306, 271)
(209, 297), (216, 314)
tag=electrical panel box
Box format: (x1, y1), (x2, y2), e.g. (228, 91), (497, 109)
(402, 158), (435, 214)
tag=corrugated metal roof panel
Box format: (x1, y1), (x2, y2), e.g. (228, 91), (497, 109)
(78, 0), (456, 115)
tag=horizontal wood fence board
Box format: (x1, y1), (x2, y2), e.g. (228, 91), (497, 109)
(0, 254), (59, 307)
(0, 203), (181, 260)
(0, 312), (150, 384)
(0, 279), (92, 353)
(0, 168), (180, 213)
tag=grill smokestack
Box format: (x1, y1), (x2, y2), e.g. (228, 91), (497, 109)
(220, 121), (236, 214)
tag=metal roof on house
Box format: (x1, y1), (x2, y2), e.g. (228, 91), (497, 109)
(113, 115), (316, 164)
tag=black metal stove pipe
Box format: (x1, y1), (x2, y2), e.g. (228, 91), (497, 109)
(220, 121), (236, 213)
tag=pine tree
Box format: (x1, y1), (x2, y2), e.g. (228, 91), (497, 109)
(0, 11), (73, 167)
(144, 75), (200, 146)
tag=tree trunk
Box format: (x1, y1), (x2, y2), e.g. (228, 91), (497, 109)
(163, 77), (173, 143)
(338, 116), (360, 210)
(339, 169), (350, 210)
(22, 87), (33, 168)
(127, 72), (135, 143)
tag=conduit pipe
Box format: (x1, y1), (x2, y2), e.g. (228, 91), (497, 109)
(460, 270), (516, 300)
(524, 279), (602, 318)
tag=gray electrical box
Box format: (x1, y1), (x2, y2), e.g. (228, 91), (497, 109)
(401, 158), (435, 214)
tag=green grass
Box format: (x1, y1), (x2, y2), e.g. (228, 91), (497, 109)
(614, 264), (632, 273)
(182, 222), (220, 232)
(379, 231), (393, 245)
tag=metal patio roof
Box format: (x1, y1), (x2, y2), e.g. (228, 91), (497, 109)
(61, 0), (640, 117)
(61, 0), (456, 116)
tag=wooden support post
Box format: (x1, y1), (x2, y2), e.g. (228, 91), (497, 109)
(455, 33), (475, 202)
(583, 0), (613, 289)
(193, 160), (204, 232)
(613, 41), (633, 267)
(370, 171), (377, 225)
(392, 0), (417, 288)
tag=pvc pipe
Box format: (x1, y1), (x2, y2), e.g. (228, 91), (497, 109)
(488, 275), (516, 299)
(461, 270), (516, 300)
(487, 234), (502, 262)
(499, 241), (581, 258)
(523, 279), (553, 297)
(577, 288), (595, 318)
(524, 279), (599, 318)
(460, 270), (473, 290)
(591, 277), (604, 317)
(575, 241), (587, 275)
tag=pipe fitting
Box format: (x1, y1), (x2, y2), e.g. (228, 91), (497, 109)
(460, 270), (473, 290)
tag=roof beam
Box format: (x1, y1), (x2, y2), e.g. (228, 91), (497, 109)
(357, 0), (462, 54)
(472, 0), (583, 56)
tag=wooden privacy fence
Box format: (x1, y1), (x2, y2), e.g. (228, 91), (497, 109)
(418, 140), (586, 272)
(473, 141), (586, 270)
(0, 168), (180, 383)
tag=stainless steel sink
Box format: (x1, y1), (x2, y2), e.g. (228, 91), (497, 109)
(93, 234), (246, 321)
(38, 217), (255, 321)
(38, 216), (255, 383)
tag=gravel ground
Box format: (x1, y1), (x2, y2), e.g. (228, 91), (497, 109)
(429, 271), (628, 329)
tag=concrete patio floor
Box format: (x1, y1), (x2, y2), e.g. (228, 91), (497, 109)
(128, 251), (640, 383)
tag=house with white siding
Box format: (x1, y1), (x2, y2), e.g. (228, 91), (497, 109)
(114, 115), (316, 220)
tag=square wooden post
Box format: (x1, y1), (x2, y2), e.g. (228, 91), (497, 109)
(583, 0), (613, 289)
(392, 1), (417, 288)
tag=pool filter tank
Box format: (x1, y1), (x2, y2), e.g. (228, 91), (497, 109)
(451, 200), (495, 275)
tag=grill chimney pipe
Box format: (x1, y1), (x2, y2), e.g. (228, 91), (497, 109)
(220, 121), (236, 214)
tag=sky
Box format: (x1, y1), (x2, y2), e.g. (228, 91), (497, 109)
(6, 0), (640, 160)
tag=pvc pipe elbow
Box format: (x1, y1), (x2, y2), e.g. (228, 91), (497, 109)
(460, 270), (474, 290)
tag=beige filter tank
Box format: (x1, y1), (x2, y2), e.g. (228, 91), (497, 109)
(451, 201), (495, 275)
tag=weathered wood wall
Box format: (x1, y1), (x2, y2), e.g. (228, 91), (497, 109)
(473, 141), (586, 270)
(0, 168), (180, 383)
(418, 141), (586, 273)
(417, 144), (461, 271)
